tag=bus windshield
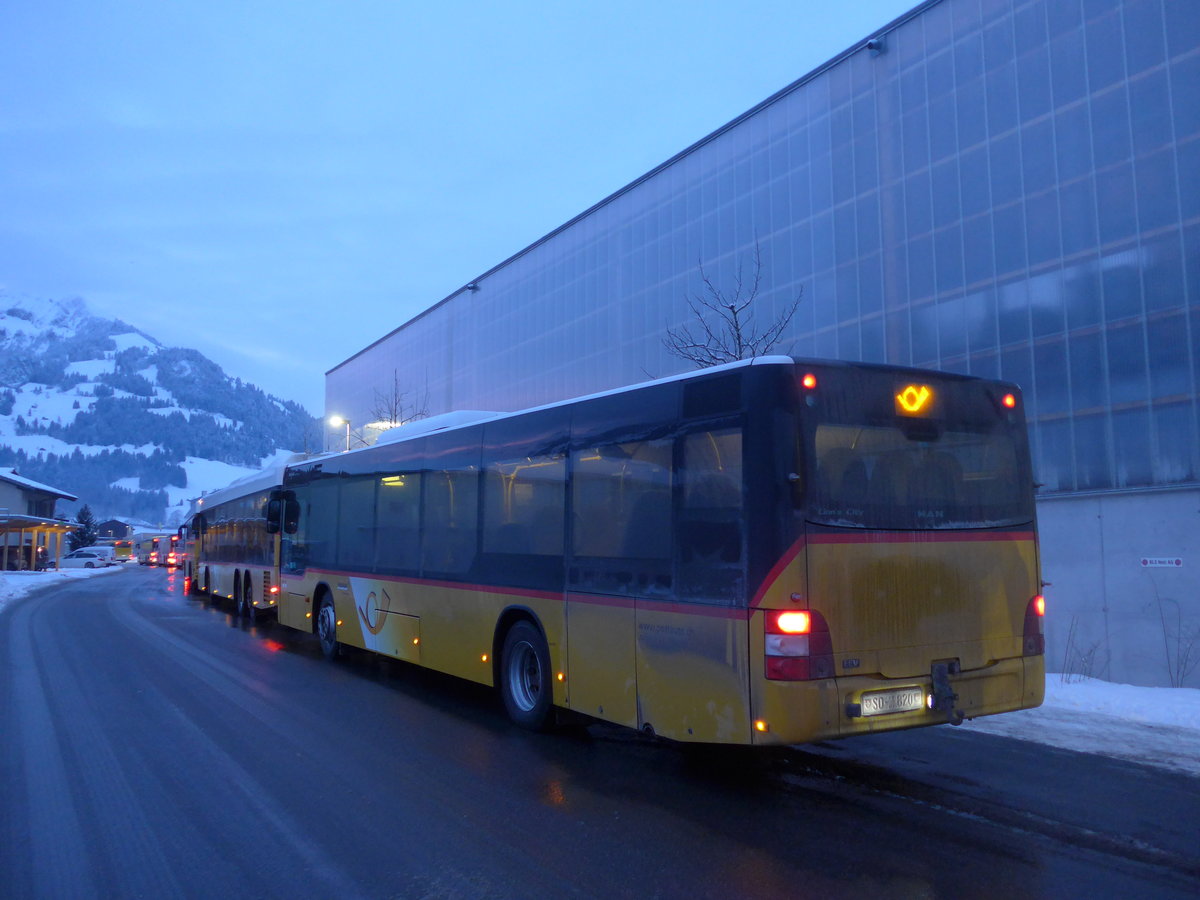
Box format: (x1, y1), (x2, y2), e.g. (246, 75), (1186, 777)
(800, 366), (1035, 530)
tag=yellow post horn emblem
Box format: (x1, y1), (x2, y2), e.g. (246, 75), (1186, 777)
(896, 384), (933, 415)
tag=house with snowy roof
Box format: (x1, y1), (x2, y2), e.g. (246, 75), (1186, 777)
(0, 468), (77, 570)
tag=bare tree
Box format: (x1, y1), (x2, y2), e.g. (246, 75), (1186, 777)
(370, 370), (430, 430)
(663, 241), (803, 368)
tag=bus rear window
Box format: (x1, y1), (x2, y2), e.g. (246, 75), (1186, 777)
(801, 370), (1034, 530)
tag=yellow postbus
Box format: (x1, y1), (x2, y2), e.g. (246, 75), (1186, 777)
(272, 357), (1044, 745)
(132, 532), (173, 566)
(187, 462), (288, 623)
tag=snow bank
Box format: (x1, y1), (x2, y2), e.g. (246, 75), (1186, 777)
(0, 566), (125, 613)
(1046, 675), (1200, 731)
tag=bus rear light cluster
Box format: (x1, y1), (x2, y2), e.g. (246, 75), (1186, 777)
(765, 608), (834, 680)
(1023, 594), (1045, 656)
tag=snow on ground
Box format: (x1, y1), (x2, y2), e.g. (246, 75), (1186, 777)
(0, 566), (124, 610)
(110, 332), (159, 353)
(961, 676), (1200, 776)
(176, 456), (266, 503)
(2, 557), (1196, 781)
(0, 432), (99, 457)
(9, 383), (92, 427)
(65, 359), (116, 378)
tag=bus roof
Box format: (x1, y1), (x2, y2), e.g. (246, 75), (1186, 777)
(355, 356), (797, 456)
(197, 454), (308, 510)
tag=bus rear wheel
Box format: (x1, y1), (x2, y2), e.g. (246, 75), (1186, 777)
(500, 620), (553, 731)
(316, 593), (340, 660)
(243, 575), (258, 624)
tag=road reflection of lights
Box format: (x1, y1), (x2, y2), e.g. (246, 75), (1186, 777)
(264, 640), (284, 653)
(541, 780), (567, 807)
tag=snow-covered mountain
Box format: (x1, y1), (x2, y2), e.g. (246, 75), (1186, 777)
(0, 294), (319, 525)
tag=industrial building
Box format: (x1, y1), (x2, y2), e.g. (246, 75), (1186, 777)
(327, 0), (1198, 686)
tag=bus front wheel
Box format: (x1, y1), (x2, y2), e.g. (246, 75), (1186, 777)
(500, 620), (552, 731)
(316, 593), (340, 660)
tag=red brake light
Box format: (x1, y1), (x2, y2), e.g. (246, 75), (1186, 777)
(1023, 595), (1045, 656)
(1003, 393), (1017, 408)
(765, 609), (833, 680)
(773, 610), (811, 634)
(802, 373), (817, 389)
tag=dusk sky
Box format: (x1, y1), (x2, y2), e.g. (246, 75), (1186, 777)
(2, 0), (914, 414)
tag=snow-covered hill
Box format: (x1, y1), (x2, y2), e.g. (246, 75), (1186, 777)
(0, 294), (319, 524)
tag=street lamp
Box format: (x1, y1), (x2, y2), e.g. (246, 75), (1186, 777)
(328, 415), (351, 452)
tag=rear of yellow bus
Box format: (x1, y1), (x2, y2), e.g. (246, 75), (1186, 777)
(751, 361), (1044, 745)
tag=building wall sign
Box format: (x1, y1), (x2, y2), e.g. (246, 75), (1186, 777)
(1140, 558), (1184, 568)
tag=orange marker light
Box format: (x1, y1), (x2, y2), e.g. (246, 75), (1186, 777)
(802, 373), (817, 389)
(481, 654), (488, 663)
(557, 672), (565, 682)
(1034, 595), (1045, 616)
(1003, 393), (1017, 408)
(754, 720), (769, 733)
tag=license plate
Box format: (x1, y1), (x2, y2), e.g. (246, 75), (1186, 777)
(860, 686), (924, 717)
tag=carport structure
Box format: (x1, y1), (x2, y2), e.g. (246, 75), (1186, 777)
(0, 514), (77, 571)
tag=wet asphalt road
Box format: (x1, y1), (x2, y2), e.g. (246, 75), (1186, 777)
(2, 566), (1197, 899)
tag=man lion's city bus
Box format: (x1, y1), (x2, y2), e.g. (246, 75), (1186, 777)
(259, 357), (1044, 746)
(187, 461), (289, 623)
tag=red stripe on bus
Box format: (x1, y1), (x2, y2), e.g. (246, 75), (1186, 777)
(305, 568), (749, 619)
(305, 568), (562, 604)
(749, 536), (807, 609)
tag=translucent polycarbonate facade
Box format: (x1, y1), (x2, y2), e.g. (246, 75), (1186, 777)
(328, 0), (1199, 496)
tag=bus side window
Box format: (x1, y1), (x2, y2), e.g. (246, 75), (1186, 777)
(570, 439), (673, 596)
(677, 427), (744, 605)
(295, 477), (339, 570)
(337, 475), (378, 571)
(482, 454), (566, 556)
(422, 468), (479, 576)
(373, 472), (421, 574)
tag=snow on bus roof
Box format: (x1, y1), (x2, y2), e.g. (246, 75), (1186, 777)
(324, 357), (796, 462)
(374, 410), (505, 445)
(196, 453), (310, 509)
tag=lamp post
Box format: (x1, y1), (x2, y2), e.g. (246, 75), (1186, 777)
(329, 415), (351, 452)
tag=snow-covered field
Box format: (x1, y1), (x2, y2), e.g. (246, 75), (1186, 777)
(3, 565), (1197, 778)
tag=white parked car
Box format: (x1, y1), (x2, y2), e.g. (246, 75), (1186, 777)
(60, 549), (113, 569)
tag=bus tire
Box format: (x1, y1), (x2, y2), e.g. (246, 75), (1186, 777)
(244, 574), (258, 624)
(316, 592), (340, 660)
(500, 620), (553, 731)
(233, 574), (243, 617)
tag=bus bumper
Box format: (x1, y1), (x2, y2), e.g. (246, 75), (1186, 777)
(751, 654), (1044, 746)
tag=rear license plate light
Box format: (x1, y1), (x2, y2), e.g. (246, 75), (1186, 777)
(859, 686), (924, 717)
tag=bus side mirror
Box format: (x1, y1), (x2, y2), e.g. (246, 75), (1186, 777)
(284, 498), (300, 535)
(265, 499), (282, 534)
